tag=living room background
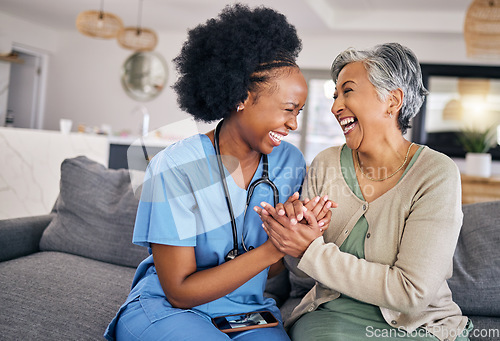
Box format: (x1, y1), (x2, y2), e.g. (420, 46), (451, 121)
(2, 2), (499, 139)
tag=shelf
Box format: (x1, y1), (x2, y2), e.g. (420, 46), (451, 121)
(461, 174), (500, 204)
(0, 53), (24, 64)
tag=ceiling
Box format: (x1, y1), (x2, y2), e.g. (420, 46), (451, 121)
(0, 0), (473, 36)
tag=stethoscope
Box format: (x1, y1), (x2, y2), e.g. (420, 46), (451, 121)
(214, 120), (279, 261)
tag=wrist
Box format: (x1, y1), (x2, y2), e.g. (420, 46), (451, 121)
(262, 240), (285, 263)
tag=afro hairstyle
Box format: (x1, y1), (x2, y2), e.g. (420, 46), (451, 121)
(172, 3), (302, 122)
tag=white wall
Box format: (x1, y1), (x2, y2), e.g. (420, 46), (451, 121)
(297, 30), (500, 69)
(1, 10), (500, 138)
(0, 12), (58, 53)
(0, 11), (209, 136)
(44, 29), (191, 136)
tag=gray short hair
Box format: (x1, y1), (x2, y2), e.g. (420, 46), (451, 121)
(330, 43), (428, 135)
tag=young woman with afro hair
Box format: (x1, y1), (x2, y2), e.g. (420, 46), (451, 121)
(105, 4), (334, 340)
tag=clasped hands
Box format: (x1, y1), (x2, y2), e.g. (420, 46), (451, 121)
(253, 192), (337, 258)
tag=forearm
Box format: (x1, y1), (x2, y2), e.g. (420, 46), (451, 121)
(268, 258), (285, 278)
(299, 238), (420, 312)
(299, 210), (461, 316)
(166, 241), (283, 308)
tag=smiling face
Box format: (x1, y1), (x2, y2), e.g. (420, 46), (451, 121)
(332, 62), (391, 151)
(236, 67), (308, 155)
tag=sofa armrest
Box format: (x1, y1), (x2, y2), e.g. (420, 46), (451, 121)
(0, 214), (53, 262)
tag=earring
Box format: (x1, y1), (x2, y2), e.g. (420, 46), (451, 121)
(237, 105), (243, 112)
(388, 112), (393, 118)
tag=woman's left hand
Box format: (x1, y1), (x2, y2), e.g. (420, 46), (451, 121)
(254, 202), (326, 258)
(275, 192), (336, 227)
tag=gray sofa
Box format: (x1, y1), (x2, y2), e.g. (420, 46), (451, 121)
(0, 156), (499, 340)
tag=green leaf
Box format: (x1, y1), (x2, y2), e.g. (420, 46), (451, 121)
(457, 126), (497, 153)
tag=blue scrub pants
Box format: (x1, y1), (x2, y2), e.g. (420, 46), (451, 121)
(115, 299), (290, 340)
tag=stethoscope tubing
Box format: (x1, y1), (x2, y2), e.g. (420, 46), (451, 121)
(214, 120), (279, 261)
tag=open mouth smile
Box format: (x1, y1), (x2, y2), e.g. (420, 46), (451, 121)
(340, 116), (358, 135)
(269, 131), (285, 145)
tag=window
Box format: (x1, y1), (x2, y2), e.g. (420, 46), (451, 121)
(413, 64), (500, 160)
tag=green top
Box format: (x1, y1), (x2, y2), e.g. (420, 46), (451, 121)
(339, 144), (424, 258)
(289, 143), (472, 341)
(290, 144), (469, 340)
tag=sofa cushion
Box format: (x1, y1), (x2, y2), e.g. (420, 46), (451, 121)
(284, 255), (315, 298)
(448, 201), (500, 316)
(0, 251), (135, 340)
(264, 267), (291, 307)
(40, 156), (148, 268)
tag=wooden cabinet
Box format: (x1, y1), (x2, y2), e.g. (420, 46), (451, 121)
(461, 174), (500, 204)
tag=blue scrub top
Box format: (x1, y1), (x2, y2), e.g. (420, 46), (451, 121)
(112, 134), (305, 328)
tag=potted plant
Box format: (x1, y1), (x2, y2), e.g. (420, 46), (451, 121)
(458, 126), (497, 177)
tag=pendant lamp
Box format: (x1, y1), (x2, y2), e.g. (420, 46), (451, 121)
(464, 0), (500, 58)
(76, 0), (123, 39)
(117, 0), (158, 52)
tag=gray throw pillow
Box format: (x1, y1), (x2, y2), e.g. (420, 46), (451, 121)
(40, 156), (149, 268)
(448, 201), (500, 316)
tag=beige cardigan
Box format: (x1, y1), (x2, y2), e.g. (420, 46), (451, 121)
(286, 145), (468, 341)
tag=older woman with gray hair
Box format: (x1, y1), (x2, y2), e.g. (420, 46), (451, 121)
(255, 43), (472, 340)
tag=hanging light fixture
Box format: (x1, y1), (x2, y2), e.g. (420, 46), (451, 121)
(117, 0), (158, 52)
(76, 0), (124, 39)
(464, 0), (500, 58)
(458, 78), (491, 98)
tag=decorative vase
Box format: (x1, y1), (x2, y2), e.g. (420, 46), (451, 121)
(465, 152), (492, 178)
